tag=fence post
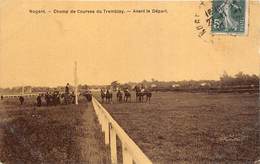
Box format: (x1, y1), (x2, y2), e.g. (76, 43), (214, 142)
(122, 143), (133, 164)
(92, 98), (152, 164)
(110, 125), (117, 164)
(104, 119), (109, 145)
(101, 114), (105, 132)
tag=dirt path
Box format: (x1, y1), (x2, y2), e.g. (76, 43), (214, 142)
(0, 99), (110, 164)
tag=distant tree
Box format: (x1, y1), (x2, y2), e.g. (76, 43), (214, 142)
(120, 83), (131, 90)
(111, 81), (120, 91)
(249, 74), (259, 85)
(220, 71), (259, 86)
(81, 84), (89, 89)
(220, 71), (234, 86)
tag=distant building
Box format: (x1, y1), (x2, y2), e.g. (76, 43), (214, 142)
(151, 84), (157, 88)
(200, 83), (211, 87)
(172, 84), (180, 88)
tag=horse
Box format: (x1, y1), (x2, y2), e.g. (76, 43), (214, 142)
(62, 92), (71, 105)
(52, 91), (61, 106)
(82, 91), (92, 102)
(134, 86), (145, 102)
(101, 89), (106, 103)
(60, 92), (74, 105)
(124, 90), (131, 102)
(105, 90), (113, 103)
(116, 90), (123, 102)
(144, 90), (152, 103)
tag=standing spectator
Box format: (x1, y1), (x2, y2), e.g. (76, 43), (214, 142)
(45, 92), (50, 106)
(37, 94), (42, 107)
(19, 96), (24, 105)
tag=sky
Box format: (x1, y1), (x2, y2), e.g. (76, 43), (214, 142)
(0, 0), (259, 87)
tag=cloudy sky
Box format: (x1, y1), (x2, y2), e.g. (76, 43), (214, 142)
(0, 1), (259, 87)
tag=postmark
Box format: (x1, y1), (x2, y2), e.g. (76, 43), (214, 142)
(211, 0), (248, 35)
(194, 1), (214, 43)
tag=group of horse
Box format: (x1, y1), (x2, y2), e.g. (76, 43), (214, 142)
(100, 86), (152, 103)
(37, 91), (76, 106)
(43, 91), (92, 106)
(16, 90), (92, 107)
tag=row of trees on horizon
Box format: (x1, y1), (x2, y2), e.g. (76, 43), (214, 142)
(0, 72), (259, 94)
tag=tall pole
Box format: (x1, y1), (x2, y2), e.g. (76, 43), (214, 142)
(74, 61), (78, 105)
(21, 86), (24, 95)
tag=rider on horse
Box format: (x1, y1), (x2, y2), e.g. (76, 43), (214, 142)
(65, 83), (70, 94)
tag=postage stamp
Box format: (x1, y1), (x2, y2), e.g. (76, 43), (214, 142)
(212, 0), (248, 35)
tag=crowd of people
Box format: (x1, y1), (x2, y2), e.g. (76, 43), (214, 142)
(14, 83), (91, 107)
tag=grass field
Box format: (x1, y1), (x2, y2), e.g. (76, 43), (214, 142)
(98, 92), (259, 163)
(0, 97), (111, 163)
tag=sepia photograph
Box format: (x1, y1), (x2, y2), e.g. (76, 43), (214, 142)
(0, 0), (259, 163)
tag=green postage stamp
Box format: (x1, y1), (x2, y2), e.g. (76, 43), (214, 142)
(212, 0), (248, 35)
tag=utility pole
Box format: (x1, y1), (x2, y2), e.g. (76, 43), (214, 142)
(74, 61), (78, 105)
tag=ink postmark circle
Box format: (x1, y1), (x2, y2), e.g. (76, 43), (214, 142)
(194, 1), (214, 43)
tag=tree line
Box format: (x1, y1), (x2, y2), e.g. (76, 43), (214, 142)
(0, 72), (259, 94)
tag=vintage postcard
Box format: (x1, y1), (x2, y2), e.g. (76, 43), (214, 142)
(0, 0), (259, 164)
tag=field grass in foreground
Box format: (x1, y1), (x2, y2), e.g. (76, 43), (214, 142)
(99, 92), (259, 164)
(0, 97), (111, 163)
